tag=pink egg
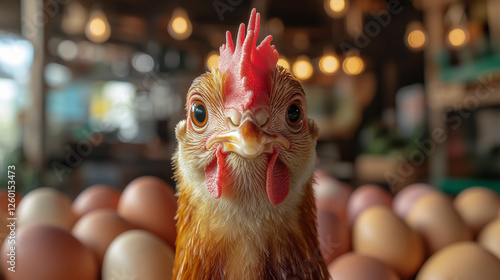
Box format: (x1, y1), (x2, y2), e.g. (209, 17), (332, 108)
(1, 223), (97, 280)
(118, 176), (177, 249)
(313, 171), (353, 219)
(393, 183), (436, 219)
(347, 184), (393, 226)
(72, 184), (121, 219)
(316, 209), (351, 265)
(328, 252), (400, 280)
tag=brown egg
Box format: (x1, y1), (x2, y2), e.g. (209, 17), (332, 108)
(1, 223), (98, 280)
(478, 218), (500, 260)
(454, 187), (500, 235)
(72, 185), (121, 219)
(347, 184), (393, 226)
(407, 192), (472, 254)
(417, 242), (500, 280)
(353, 206), (424, 278)
(328, 252), (400, 280)
(313, 170), (353, 219)
(102, 230), (174, 280)
(393, 183), (436, 219)
(316, 209), (350, 265)
(17, 188), (76, 230)
(117, 176), (177, 248)
(0, 190), (22, 215)
(72, 209), (136, 266)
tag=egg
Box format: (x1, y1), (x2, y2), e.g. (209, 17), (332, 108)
(417, 242), (500, 280)
(118, 176), (177, 248)
(407, 192), (472, 254)
(328, 252), (400, 280)
(17, 187), (76, 230)
(316, 209), (350, 264)
(353, 206), (424, 278)
(478, 218), (500, 260)
(313, 170), (353, 219)
(72, 209), (136, 266)
(1, 223), (98, 280)
(454, 186), (500, 235)
(347, 184), (393, 226)
(102, 230), (174, 280)
(72, 185), (121, 219)
(393, 183), (436, 219)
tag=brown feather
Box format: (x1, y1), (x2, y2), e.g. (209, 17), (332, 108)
(172, 66), (330, 279)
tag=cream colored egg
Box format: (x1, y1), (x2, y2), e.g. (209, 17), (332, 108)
(328, 253), (400, 280)
(72, 209), (136, 266)
(102, 230), (175, 280)
(407, 192), (472, 254)
(454, 187), (500, 235)
(353, 206), (424, 278)
(478, 218), (500, 260)
(417, 242), (500, 280)
(17, 188), (76, 230)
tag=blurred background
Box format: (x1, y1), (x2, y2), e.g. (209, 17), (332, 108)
(0, 0), (499, 197)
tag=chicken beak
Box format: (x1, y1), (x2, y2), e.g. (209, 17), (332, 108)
(207, 119), (290, 158)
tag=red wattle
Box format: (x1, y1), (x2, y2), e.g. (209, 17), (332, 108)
(205, 148), (225, 199)
(266, 149), (290, 205)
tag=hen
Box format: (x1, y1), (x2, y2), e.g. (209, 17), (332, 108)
(172, 9), (330, 280)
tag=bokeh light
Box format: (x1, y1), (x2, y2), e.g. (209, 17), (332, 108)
(342, 55), (364, 75)
(319, 54), (339, 74)
(292, 56), (313, 80)
(206, 51), (219, 70)
(448, 28), (468, 48)
(277, 57), (290, 70)
(85, 9), (111, 43)
(168, 8), (192, 40)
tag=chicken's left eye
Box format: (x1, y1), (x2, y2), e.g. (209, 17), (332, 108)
(286, 100), (303, 129)
(190, 99), (208, 128)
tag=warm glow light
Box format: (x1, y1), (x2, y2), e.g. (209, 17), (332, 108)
(277, 57), (290, 70)
(292, 56), (313, 80)
(172, 17), (188, 34)
(325, 0), (348, 18)
(448, 28), (467, 47)
(319, 55), (339, 74)
(206, 52), (219, 70)
(407, 30), (426, 49)
(85, 9), (111, 43)
(89, 18), (106, 36)
(342, 55), (364, 75)
(329, 0), (345, 12)
(168, 8), (192, 40)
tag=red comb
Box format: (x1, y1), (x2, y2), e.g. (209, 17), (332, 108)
(218, 9), (279, 111)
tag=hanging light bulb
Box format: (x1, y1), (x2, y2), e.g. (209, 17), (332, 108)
(342, 54), (364, 75)
(292, 56), (313, 80)
(277, 56), (290, 70)
(319, 53), (340, 74)
(206, 51), (219, 70)
(405, 21), (427, 51)
(85, 6), (111, 43)
(324, 0), (348, 18)
(447, 27), (469, 48)
(168, 8), (193, 40)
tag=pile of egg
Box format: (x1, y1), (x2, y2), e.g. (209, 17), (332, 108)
(314, 170), (500, 280)
(0, 176), (177, 280)
(1, 171), (499, 280)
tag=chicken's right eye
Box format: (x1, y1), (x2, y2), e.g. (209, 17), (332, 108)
(190, 99), (208, 128)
